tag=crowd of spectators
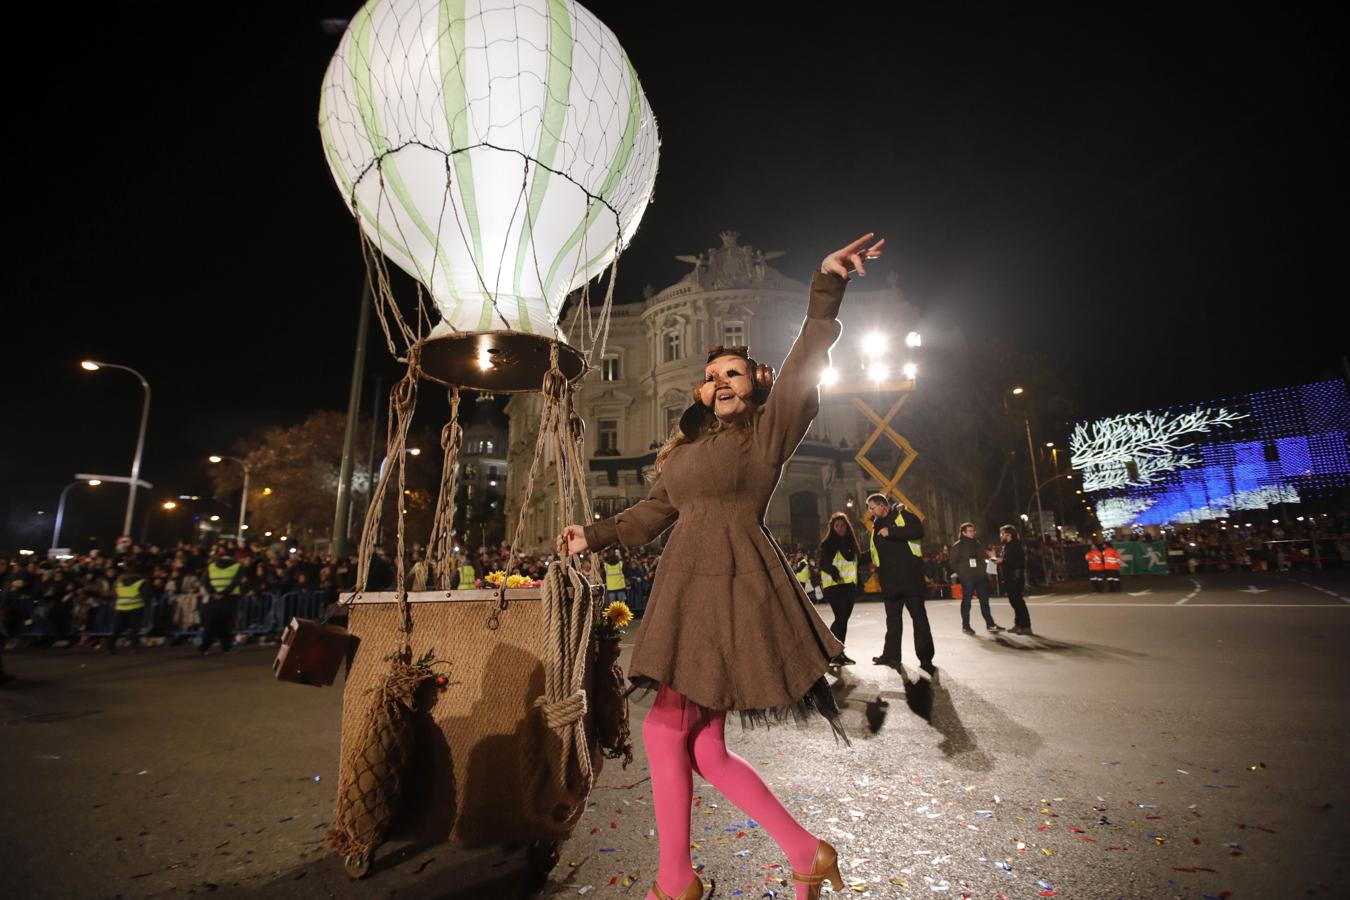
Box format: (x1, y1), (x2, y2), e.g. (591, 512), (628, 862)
(0, 541), (357, 645)
(0, 538), (667, 647)
(5, 511), (1347, 648)
(1162, 512), (1350, 573)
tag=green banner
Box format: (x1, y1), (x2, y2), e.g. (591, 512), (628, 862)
(1115, 541), (1169, 575)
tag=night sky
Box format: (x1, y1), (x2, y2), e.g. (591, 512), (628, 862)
(6, 2), (1344, 550)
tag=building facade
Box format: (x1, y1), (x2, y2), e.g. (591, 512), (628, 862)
(505, 232), (969, 554)
(454, 396), (510, 550)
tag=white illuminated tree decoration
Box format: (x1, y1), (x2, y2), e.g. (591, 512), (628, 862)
(1093, 496), (1156, 529)
(1070, 406), (1248, 492)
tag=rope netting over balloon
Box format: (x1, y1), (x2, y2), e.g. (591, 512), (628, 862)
(319, 0), (659, 391)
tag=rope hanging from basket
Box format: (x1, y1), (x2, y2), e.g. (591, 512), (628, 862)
(520, 558), (596, 835)
(484, 341), (604, 831)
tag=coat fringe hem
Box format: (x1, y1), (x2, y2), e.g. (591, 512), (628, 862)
(625, 674), (850, 746)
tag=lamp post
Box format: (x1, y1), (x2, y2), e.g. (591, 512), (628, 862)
(209, 455), (252, 545)
(81, 360), (151, 538)
(373, 448), (421, 547)
(1009, 386), (1047, 540)
(52, 479), (102, 551)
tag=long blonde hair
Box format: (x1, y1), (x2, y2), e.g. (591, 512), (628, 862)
(653, 407), (753, 474)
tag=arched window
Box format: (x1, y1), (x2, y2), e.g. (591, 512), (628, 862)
(663, 329), (683, 363)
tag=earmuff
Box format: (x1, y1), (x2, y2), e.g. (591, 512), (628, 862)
(678, 346), (776, 440)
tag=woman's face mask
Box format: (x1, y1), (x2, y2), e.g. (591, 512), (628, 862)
(699, 354), (754, 420)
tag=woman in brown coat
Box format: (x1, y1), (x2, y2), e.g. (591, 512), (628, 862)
(561, 234), (884, 900)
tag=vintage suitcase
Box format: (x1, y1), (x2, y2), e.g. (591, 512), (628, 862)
(273, 617), (355, 686)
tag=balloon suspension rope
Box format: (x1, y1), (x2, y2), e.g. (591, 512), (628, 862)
(355, 343), (422, 655)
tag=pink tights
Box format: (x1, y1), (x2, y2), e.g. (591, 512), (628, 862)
(644, 685), (820, 900)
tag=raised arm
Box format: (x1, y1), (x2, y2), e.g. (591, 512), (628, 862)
(755, 234), (885, 466)
(754, 272), (845, 465)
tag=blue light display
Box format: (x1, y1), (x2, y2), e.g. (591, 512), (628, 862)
(1071, 379), (1350, 527)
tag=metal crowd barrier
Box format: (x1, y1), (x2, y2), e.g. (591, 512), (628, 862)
(3, 590), (336, 642)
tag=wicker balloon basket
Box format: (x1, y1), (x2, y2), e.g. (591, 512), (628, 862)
(327, 582), (630, 879)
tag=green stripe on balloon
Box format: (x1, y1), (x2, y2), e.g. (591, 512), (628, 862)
(439, 0), (491, 330)
(350, 3), (387, 157)
(541, 51), (643, 310)
(319, 90), (422, 280)
(511, 0), (573, 335)
(353, 0), (461, 313)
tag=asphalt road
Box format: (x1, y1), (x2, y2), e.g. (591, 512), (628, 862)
(2, 571), (1348, 899)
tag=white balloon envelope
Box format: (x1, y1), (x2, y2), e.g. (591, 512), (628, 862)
(320, 0), (658, 367)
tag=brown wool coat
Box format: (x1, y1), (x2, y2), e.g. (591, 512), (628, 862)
(584, 271), (848, 714)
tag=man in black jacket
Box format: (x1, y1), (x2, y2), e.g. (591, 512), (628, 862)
(866, 493), (936, 676)
(951, 522), (1002, 635)
(996, 525), (1034, 634)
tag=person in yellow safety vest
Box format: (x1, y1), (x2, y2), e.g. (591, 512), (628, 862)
(456, 554), (477, 590)
(603, 549), (629, 607)
(1086, 544), (1106, 592)
(1102, 543), (1123, 592)
(107, 567), (150, 654)
(818, 512), (861, 666)
(201, 548), (245, 655)
(793, 553), (812, 589)
(866, 493), (936, 676)
(792, 553), (822, 603)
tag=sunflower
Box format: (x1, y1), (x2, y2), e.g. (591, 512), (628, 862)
(603, 600), (633, 630)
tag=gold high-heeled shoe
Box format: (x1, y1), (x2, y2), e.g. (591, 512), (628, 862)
(651, 873), (705, 900)
(792, 840), (844, 899)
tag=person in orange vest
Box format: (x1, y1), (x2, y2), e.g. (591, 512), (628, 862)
(1102, 542), (1123, 592)
(1086, 543), (1105, 592)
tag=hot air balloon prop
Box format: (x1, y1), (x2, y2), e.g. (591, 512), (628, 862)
(320, 0), (658, 390)
(315, 0), (656, 878)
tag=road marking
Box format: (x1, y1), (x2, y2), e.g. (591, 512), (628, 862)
(1040, 603), (1350, 608)
(1282, 576), (1350, 604)
(1041, 595), (1083, 605)
(1240, 586), (1270, 594)
(1176, 578), (1202, 605)
(1128, 589), (1153, 597)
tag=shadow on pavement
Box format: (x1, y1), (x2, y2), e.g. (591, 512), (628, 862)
(187, 840), (545, 899)
(849, 667), (1042, 772)
(982, 633), (1148, 659)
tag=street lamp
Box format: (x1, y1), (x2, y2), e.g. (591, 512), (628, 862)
(376, 447), (421, 484)
(52, 479), (102, 551)
(1008, 386), (1047, 540)
(80, 359), (151, 538)
(209, 455), (252, 545)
